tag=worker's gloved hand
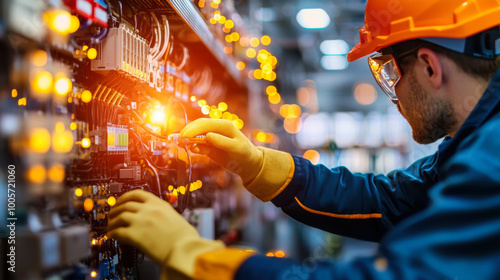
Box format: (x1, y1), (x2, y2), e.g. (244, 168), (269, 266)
(180, 119), (264, 185)
(181, 118), (294, 202)
(107, 190), (224, 278)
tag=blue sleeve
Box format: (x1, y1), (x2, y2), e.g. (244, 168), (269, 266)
(271, 153), (439, 242)
(236, 121), (500, 280)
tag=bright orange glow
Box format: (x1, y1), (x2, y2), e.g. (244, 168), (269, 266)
(69, 15), (80, 33)
(11, 89), (18, 98)
(27, 164), (46, 184)
(303, 150), (320, 164)
(54, 76), (72, 96)
(81, 137), (91, 148)
(279, 104), (289, 118)
(31, 50), (48, 67)
(240, 37), (249, 47)
(91, 239), (97, 245)
(275, 251), (285, 258)
(218, 102), (228, 111)
(250, 37), (260, 47)
(266, 86), (277, 95)
(31, 70), (53, 94)
(70, 122), (77, 130)
(107, 196), (116, 206)
(261, 35), (271, 45)
(262, 64), (272, 75)
(190, 96), (197, 102)
(52, 130), (74, 153)
(256, 132), (266, 142)
(266, 252), (274, 257)
(81, 90), (92, 103)
(201, 105), (210, 115)
(18, 98), (27, 106)
(231, 32), (240, 41)
(233, 119), (244, 129)
(268, 71), (277, 81)
(253, 69), (262, 79)
(246, 48), (256, 58)
(198, 0), (205, 7)
(236, 61), (245, 70)
(198, 100), (207, 107)
(223, 47), (233, 54)
(288, 104), (301, 117)
(284, 117), (303, 134)
(84, 198), (94, 212)
(87, 48), (97, 60)
(90, 270), (97, 278)
(29, 128), (51, 153)
(268, 93), (281, 104)
(354, 83), (377, 105)
(48, 163), (65, 183)
(224, 20), (234, 29)
(209, 109), (222, 119)
(257, 53), (268, 63)
(44, 10), (72, 34)
(271, 56), (278, 66)
(151, 109), (166, 125)
(75, 188), (83, 197)
(178, 186), (186, 195)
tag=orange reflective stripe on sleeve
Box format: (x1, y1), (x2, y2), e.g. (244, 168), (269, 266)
(294, 197), (382, 219)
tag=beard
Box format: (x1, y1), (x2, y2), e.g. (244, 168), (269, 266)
(397, 75), (458, 144)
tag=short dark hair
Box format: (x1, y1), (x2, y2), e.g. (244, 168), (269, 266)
(394, 39), (500, 83)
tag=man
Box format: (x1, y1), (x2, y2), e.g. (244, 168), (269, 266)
(107, 0), (500, 279)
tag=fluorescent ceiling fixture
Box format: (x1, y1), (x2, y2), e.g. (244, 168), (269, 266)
(296, 8), (330, 29)
(320, 40), (349, 55)
(321, 55), (348, 70)
(255, 7), (276, 22)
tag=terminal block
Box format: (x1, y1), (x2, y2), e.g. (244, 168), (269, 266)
(91, 25), (149, 82)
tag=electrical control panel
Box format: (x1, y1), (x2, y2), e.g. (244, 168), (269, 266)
(0, 0), (250, 279)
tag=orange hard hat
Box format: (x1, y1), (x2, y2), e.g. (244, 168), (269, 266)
(348, 0), (500, 62)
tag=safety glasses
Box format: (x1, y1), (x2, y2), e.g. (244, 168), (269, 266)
(368, 53), (402, 101)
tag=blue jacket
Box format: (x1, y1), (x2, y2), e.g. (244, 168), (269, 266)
(234, 69), (500, 280)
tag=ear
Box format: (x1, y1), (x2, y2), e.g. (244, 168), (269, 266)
(415, 48), (443, 89)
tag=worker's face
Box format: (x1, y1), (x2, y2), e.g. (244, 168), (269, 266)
(394, 67), (456, 144)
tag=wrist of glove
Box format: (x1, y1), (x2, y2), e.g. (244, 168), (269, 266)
(107, 190), (224, 278)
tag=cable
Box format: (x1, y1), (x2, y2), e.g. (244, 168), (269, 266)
(142, 158), (162, 199)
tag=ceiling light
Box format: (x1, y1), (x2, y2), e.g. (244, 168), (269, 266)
(296, 9), (330, 29)
(320, 40), (349, 55)
(321, 56), (348, 70)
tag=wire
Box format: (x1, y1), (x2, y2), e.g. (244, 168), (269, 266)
(142, 158), (162, 199)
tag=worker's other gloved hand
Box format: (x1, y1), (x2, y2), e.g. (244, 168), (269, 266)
(181, 118), (294, 201)
(107, 190), (224, 279)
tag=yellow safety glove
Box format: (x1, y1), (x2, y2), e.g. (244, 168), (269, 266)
(180, 119), (294, 201)
(107, 190), (224, 279)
